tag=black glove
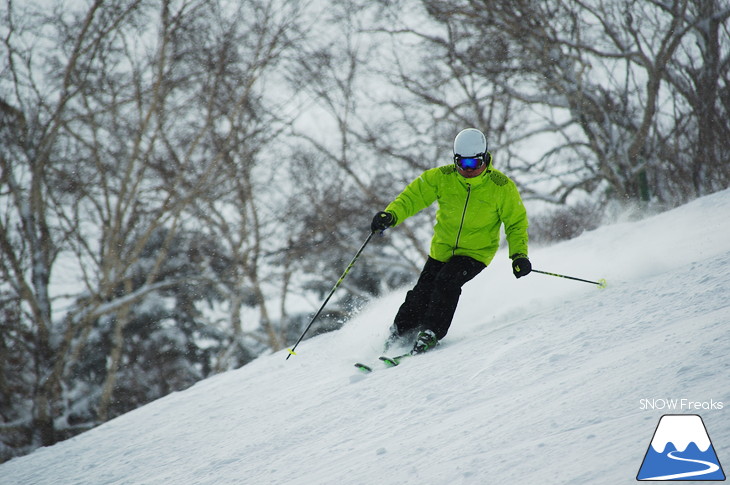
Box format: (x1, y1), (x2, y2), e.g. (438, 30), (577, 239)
(371, 211), (395, 232)
(512, 256), (532, 278)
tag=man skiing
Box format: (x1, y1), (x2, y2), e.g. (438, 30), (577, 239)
(371, 128), (531, 355)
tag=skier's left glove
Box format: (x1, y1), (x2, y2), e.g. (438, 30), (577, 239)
(511, 255), (532, 279)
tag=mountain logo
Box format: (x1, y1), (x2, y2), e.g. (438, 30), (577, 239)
(637, 414), (726, 481)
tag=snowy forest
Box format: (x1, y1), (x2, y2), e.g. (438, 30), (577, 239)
(1, 0), (728, 462)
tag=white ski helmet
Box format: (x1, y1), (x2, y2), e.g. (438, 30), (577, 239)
(453, 128), (487, 158)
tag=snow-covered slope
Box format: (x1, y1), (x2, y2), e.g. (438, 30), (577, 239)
(3, 189), (729, 485)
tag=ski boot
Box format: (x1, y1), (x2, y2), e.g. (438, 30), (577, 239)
(411, 329), (438, 355)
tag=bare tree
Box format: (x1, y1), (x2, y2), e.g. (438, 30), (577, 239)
(1, 0), (153, 450)
(285, 0), (437, 301)
(662, 0), (730, 200)
(0, 0), (304, 459)
(363, 0), (730, 208)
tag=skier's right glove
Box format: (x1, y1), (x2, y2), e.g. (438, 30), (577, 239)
(371, 211), (395, 232)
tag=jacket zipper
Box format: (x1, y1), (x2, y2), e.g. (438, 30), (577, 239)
(453, 183), (471, 256)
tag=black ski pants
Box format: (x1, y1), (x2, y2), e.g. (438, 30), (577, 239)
(393, 255), (485, 340)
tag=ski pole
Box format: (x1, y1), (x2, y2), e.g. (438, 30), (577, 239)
(286, 230), (376, 360)
(532, 269), (607, 289)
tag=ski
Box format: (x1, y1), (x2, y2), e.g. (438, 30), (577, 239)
(379, 353), (411, 367)
(353, 352), (411, 373)
(353, 362), (373, 373)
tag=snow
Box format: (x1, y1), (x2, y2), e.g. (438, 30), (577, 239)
(2, 188), (730, 485)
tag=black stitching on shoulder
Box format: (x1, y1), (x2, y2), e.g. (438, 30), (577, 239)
(440, 165), (456, 175)
(490, 171), (509, 186)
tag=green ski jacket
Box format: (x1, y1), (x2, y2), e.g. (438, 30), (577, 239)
(384, 154), (528, 266)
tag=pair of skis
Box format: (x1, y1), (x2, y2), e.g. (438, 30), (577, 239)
(354, 353), (412, 373)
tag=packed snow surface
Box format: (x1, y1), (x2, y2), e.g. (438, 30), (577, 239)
(2, 189), (729, 484)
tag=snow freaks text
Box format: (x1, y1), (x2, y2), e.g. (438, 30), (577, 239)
(639, 399), (724, 411)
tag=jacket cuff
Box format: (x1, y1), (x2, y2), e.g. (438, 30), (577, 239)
(510, 253), (528, 260)
(386, 210), (398, 226)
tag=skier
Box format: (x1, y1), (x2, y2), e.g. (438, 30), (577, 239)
(371, 128), (531, 355)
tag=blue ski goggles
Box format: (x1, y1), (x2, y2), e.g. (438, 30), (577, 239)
(455, 155), (485, 170)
